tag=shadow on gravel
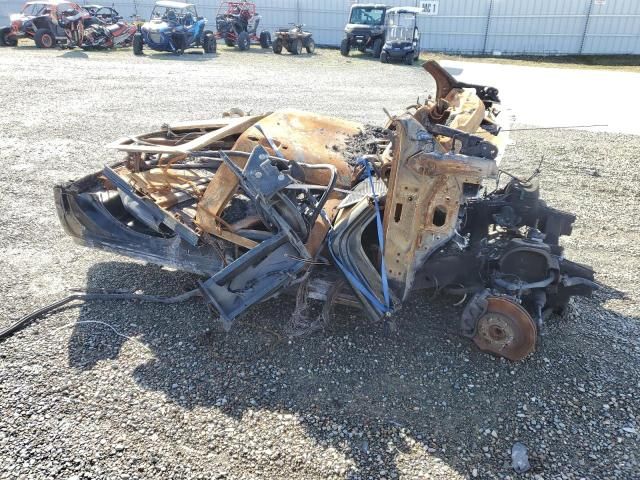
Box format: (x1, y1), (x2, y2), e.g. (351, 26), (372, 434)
(58, 50), (89, 59)
(67, 261), (639, 478)
(145, 52), (217, 61)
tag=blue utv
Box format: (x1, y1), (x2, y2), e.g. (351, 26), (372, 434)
(133, 0), (216, 55)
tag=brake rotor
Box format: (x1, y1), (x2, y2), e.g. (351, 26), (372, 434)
(472, 296), (537, 361)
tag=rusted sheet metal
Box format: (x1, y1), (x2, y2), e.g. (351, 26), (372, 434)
(195, 110), (362, 235)
(382, 114), (497, 300)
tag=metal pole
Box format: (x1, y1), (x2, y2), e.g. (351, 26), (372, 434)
(482, 0), (494, 55)
(296, 0), (300, 24)
(579, 0), (594, 55)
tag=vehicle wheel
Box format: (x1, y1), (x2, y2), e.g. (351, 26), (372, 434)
(204, 32), (216, 53)
(372, 38), (383, 58)
(34, 28), (55, 49)
(272, 37), (283, 54)
(305, 37), (315, 54)
(380, 51), (389, 63)
(1, 27), (17, 47)
(472, 296), (537, 361)
(224, 38), (235, 47)
(133, 32), (143, 55)
(259, 30), (270, 48)
(404, 52), (414, 65)
(201, 29), (212, 46)
(340, 38), (349, 56)
(237, 31), (249, 51)
(291, 38), (302, 55)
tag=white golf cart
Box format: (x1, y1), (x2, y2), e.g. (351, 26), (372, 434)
(380, 6), (421, 64)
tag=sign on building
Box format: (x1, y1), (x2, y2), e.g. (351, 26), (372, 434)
(421, 1), (439, 15)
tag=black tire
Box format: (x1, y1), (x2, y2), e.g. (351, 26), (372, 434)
(380, 51), (389, 63)
(291, 38), (302, 55)
(34, 28), (55, 49)
(133, 32), (143, 55)
(305, 37), (315, 54)
(224, 38), (234, 47)
(201, 29), (212, 46)
(259, 30), (270, 48)
(404, 52), (414, 65)
(340, 37), (349, 56)
(1, 27), (17, 47)
(372, 37), (383, 58)
(204, 33), (216, 53)
(237, 31), (249, 51)
(272, 37), (283, 54)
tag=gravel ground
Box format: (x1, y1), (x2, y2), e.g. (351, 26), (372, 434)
(0, 45), (639, 480)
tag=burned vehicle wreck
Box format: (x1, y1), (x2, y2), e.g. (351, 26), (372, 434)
(54, 61), (596, 361)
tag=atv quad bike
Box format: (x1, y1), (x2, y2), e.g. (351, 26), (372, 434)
(133, 0), (215, 56)
(380, 6), (421, 65)
(54, 61), (596, 362)
(272, 23), (315, 55)
(215, 1), (270, 51)
(340, 3), (388, 58)
(0, 0), (90, 48)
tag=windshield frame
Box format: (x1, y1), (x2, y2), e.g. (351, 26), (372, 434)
(349, 6), (385, 26)
(21, 2), (52, 16)
(385, 12), (417, 42)
(150, 4), (198, 22)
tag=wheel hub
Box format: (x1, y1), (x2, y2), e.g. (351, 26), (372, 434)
(472, 296), (536, 361)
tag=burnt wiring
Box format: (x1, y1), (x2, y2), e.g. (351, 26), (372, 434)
(0, 289), (202, 342)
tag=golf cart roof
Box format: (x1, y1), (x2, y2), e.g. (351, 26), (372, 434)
(352, 4), (388, 8)
(155, 1), (193, 9)
(386, 6), (422, 15)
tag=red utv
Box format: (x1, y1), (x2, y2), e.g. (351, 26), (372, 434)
(215, 1), (270, 50)
(0, 0), (90, 48)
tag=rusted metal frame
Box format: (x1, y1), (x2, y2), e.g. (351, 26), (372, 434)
(107, 115), (266, 154)
(196, 111), (362, 237)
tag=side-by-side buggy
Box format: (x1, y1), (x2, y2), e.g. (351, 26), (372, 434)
(215, 1), (270, 50)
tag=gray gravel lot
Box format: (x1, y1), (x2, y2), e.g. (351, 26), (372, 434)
(0, 46), (639, 480)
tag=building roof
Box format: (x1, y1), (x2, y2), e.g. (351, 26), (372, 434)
(386, 6), (423, 15)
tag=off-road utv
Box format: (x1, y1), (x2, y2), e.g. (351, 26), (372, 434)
(133, 0), (215, 55)
(380, 6), (421, 65)
(340, 3), (388, 58)
(272, 23), (315, 55)
(0, 0), (90, 48)
(215, 1), (270, 50)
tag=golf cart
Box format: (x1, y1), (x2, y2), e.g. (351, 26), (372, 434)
(133, 0), (215, 55)
(380, 6), (421, 64)
(340, 3), (388, 58)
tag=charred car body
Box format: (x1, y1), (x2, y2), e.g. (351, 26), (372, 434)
(54, 61), (596, 361)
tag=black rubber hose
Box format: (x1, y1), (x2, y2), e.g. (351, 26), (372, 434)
(0, 289), (201, 342)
